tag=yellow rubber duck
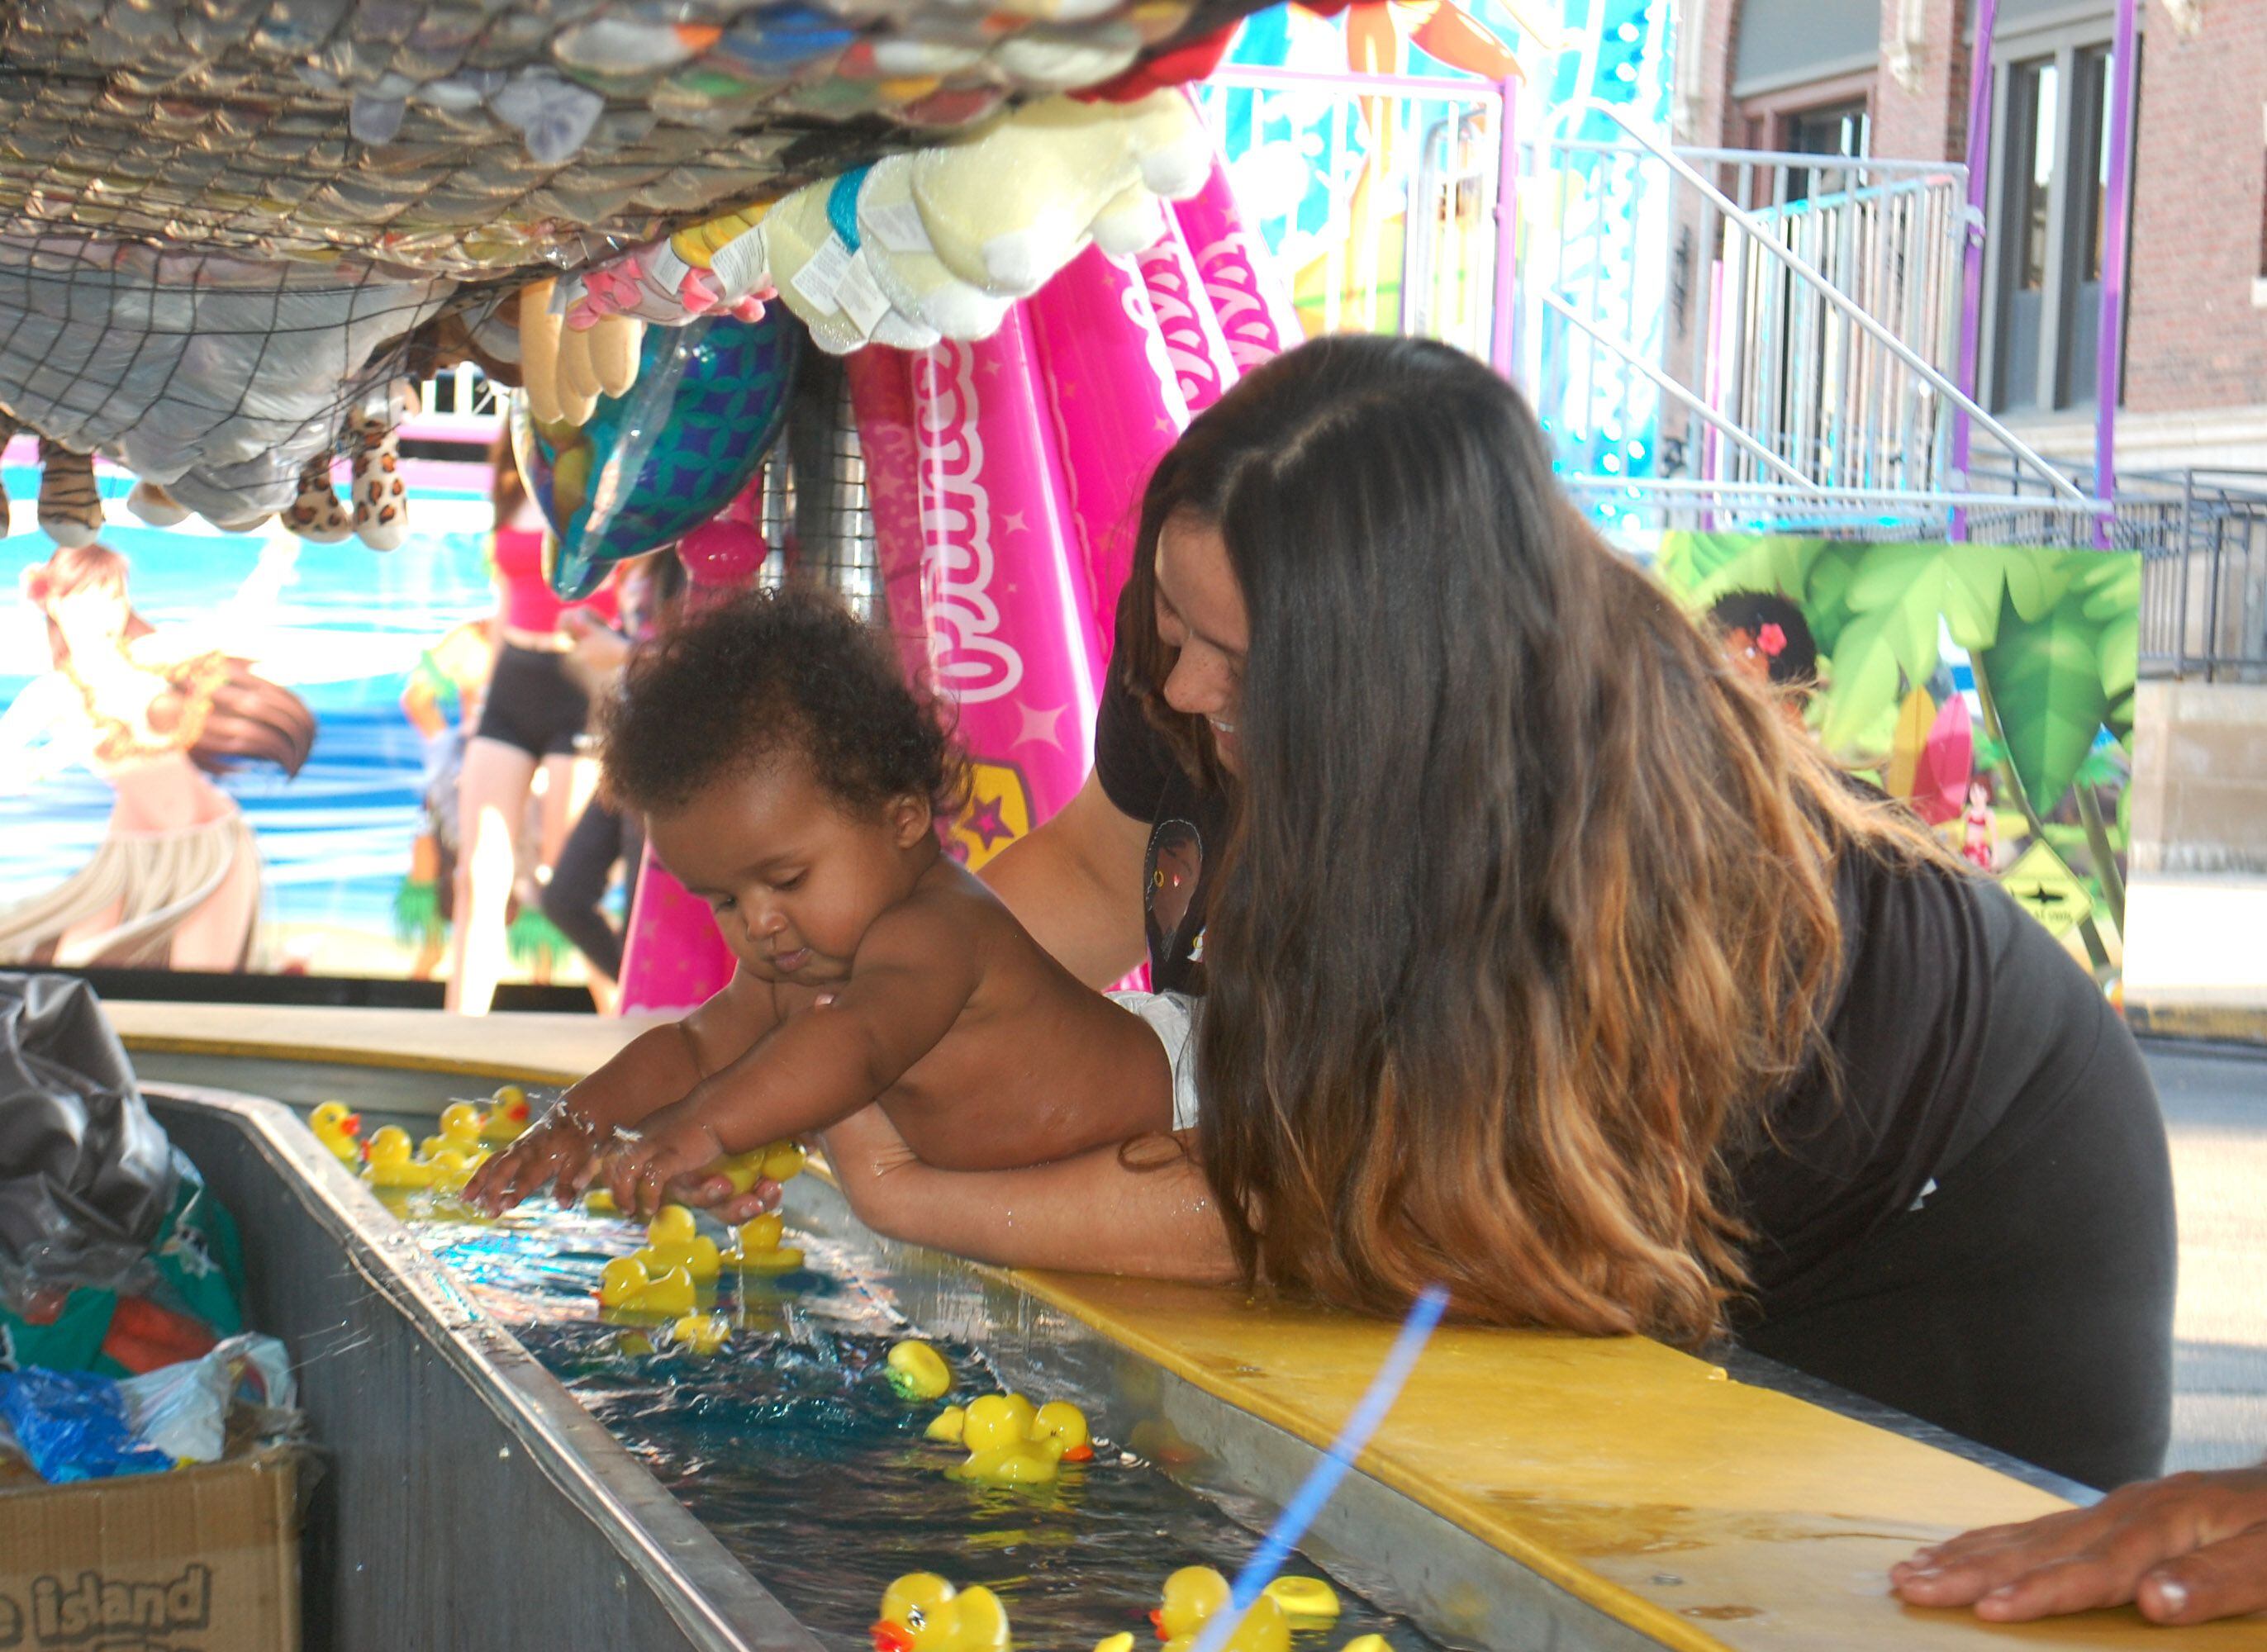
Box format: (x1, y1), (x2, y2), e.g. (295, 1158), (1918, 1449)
(585, 1187), (620, 1215)
(870, 1574), (1008, 1652)
(953, 1392), (1091, 1484)
(886, 1340), (952, 1401)
(419, 1103), (491, 1172)
(725, 1213), (804, 1275)
(718, 1139), (809, 1195)
(632, 1206), (723, 1283)
(1095, 1636), (1136, 1652)
(308, 1102), (364, 1165)
(362, 1126), (440, 1189)
(925, 1391), (1094, 1469)
(1153, 1567), (1290, 1652)
(1338, 1638), (1389, 1652)
(669, 1313), (731, 1356)
(481, 1085), (535, 1144)
(1031, 1398), (1093, 1463)
(597, 1257), (700, 1317)
(425, 1146), (478, 1195)
(1262, 1578), (1340, 1628)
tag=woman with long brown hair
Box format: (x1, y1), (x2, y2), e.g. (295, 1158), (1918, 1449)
(707, 337), (2173, 1493)
(0, 541), (313, 969)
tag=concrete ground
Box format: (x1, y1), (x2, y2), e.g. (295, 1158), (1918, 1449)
(2152, 1037), (2267, 1472)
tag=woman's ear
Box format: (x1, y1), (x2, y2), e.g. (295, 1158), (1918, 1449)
(889, 791), (935, 849)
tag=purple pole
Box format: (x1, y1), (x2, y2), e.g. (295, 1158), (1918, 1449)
(1491, 74), (1519, 380)
(2092, 0), (2138, 548)
(1949, 0), (1998, 543)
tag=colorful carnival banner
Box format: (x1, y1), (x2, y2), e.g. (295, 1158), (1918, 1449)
(0, 454), (525, 981)
(1656, 532), (2141, 971)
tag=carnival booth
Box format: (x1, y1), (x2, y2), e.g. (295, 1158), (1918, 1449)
(0, 5), (2236, 1652)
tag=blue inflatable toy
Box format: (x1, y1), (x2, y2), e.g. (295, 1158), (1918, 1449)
(512, 311), (800, 599)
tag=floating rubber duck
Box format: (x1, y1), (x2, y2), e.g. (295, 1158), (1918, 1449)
(1095, 1636), (1136, 1652)
(481, 1085), (535, 1145)
(597, 1257), (700, 1317)
(308, 1102), (364, 1165)
(717, 1139), (808, 1194)
(1338, 1637), (1389, 1652)
(924, 1390), (1095, 1469)
(872, 1574), (1009, 1652)
(1153, 1567), (1290, 1652)
(632, 1206), (723, 1282)
(585, 1187), (621, 1215)
(886, 1340), (952, 1401)
(670, 1313), (732, 1356)
(1262, 1578), (1340, 1629)
(420, 1103), (492, 1172)
(362, 1126), (441, 1189)
(725, 1213), (804, 1275)
(424, 1146), (479, 1195)
(950, 1392), (1095, 1484)
(1032, 1398), (1094, 1463)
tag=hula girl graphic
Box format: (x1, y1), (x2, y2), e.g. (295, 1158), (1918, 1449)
(0, 543), (314, 970)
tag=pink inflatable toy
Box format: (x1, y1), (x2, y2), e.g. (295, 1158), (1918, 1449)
(850, 316), (1104, 872)
(1172, 155), (1303, 370)
(617, 846), (738, 1015)
(1136, 213), (1240, 416)
(1027, 245), (1191, 658)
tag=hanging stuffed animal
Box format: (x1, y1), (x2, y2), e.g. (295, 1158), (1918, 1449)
(0, 411), (106, 546)
(348, 379), (421, 552)
(281, 451), (354, 543)
(126, 478), (191, 527)
(36, 441), (105, 548)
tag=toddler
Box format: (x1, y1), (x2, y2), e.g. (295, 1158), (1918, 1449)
(467, 587), (1186, 1219)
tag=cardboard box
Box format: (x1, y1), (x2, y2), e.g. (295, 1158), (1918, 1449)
(0, 1450), (299, 1652)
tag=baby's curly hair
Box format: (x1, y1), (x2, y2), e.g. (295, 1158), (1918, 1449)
(598, 586), (965, 822)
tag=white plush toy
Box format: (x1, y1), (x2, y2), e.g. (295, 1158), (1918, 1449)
(910, 91), (1209, 297)
(755, 183), (878, 356)
(857, 156), (1010, 341)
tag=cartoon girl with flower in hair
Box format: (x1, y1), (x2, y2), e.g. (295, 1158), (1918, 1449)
(0, 542), (313, 970)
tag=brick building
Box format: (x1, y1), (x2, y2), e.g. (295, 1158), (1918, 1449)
(1674, 0), (2267, 468)
(1671, 0), (2267, 1003)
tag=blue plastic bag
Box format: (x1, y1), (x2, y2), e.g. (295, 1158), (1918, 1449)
(0, 1366), (173, 1483)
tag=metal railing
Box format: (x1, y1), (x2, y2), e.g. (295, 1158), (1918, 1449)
(1522, 100), (2098, 538)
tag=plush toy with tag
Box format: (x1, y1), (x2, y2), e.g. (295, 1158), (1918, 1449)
(910, 91), (1210, 297)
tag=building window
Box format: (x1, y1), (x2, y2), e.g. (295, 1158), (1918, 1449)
(1786, 99), (1871, 161)
(1986, 28), (2136, 415)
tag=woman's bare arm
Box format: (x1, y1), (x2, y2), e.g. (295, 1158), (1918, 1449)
(817, 1103), (1237, 1281)
(978, 770), (1151, 988)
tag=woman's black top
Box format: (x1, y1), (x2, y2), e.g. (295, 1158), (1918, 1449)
(1093, 669), (2174, 1489)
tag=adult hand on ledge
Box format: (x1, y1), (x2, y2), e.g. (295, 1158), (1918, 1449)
(1891, 1465), (2267, 1625)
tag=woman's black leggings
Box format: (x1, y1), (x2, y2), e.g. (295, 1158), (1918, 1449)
(541, 800), (642, 980)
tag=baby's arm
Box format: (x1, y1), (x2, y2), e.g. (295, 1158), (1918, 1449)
(603, 900), (980, 1214)
(465, 971), (777, 1212)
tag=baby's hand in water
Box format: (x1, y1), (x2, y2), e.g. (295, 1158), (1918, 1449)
(465, 1106), (610, 1215)
(603, 1108), (731, 1219)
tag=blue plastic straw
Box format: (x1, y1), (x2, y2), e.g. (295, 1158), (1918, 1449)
(1187, 1284), (1452, 1652)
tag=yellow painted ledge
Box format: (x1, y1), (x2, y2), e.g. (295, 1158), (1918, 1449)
(1007, 1273), (2267, 1650)
(108, 1001), (658, 1088)
(110, 1003), (2267, 1650)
